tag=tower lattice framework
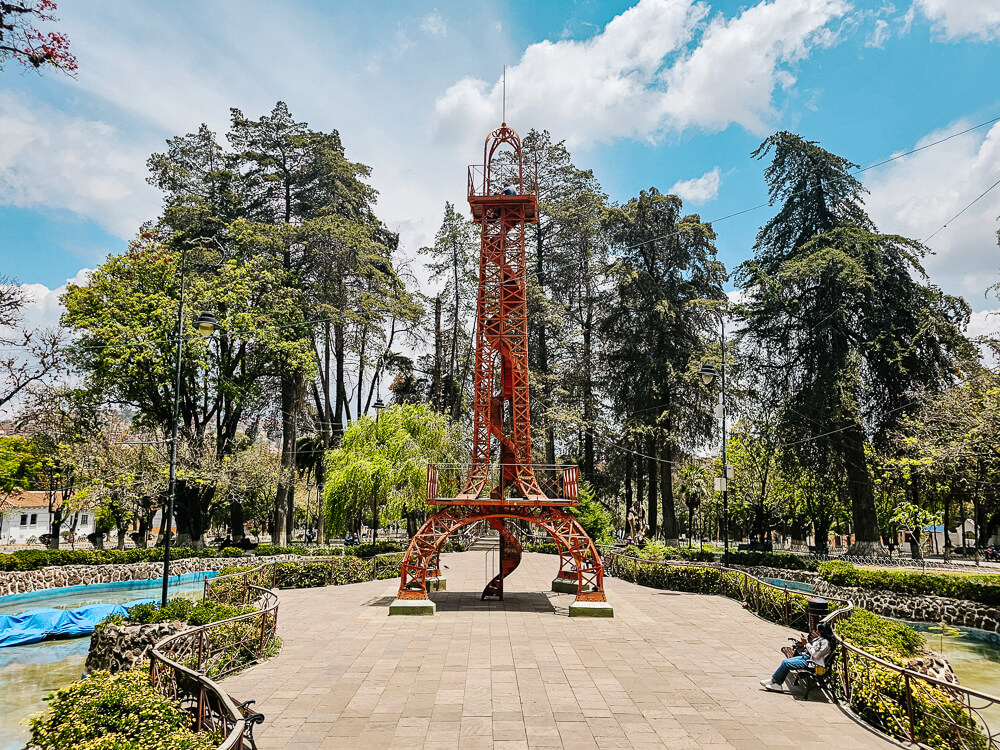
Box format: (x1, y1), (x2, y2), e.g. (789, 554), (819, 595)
(394, 123), (608, 609)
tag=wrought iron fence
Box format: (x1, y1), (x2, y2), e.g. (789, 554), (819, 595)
(150, 563), (281, 750)
(605, 551), (1000, 750)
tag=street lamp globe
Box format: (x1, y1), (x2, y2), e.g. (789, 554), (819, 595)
(698, 362), (718, 386)
(195, 311), (218, 338)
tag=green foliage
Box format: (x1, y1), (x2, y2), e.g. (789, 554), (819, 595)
(834, 610), (984, 750)
(0, 436), (44, 490)
(568, 480), (614, 545)
(835, 609), (923, 663)
(736, 132), (971, 549)
(724, 550), (815, 570)
(343, 540), (404, 558)
(28, 668), (220, 750)
(817, 561), (1000, 606)
(123, 598), (252, 626)
(274, 561), (330, 588)
(324, 403), (465, 534)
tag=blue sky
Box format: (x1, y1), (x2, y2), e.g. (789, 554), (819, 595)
(2, 0), (1000, 336)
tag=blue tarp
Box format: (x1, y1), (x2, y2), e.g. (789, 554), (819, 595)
(0, 598), (154, 648)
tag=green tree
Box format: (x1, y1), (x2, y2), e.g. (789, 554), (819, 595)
(324, 403), (465, 539)
(600, 188), (726, 541)
(736, 132), (971, 555)
(419, 202), (478, 418)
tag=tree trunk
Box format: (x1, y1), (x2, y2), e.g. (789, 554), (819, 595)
(943, 490), (952, 562)
(624, 451), (633, 536)
(228, 498), (246, 540)
(273, 376), (298, 546)
(841, 423), (885, 556)
(636, 437), (645, 537)
(646, 433), (657, 537)
(582, 320), (594, 478)
(661, 444), (678, 545)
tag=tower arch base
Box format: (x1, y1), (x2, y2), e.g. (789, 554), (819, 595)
(390, 503), (611, 617)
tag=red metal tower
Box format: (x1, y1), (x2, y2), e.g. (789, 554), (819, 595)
(390, 124), (612, 617)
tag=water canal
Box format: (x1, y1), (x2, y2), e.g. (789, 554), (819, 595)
(0, 573), (214, 750)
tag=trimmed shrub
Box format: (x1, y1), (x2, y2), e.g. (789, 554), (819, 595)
(274, 561), (331, 589)
(28, 668), (220, 750)
(344, 540), (404, 558)
(123, 598), (252, 626)
(818, 562), (1000, 606)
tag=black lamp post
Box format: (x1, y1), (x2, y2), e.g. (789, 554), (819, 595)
(699, 313), (728, 567)
(160, 249), (217, 607)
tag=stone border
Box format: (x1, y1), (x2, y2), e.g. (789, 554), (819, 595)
(0, 555), (298, 598)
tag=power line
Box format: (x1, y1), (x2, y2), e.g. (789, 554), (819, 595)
(542, 112), (1000, 276)
(922, 177), (1000, 244)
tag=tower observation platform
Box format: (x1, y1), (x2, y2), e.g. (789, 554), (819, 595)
(389, 123), (612, 617)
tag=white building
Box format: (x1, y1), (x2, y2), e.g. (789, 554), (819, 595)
(0, 489), (94, 546)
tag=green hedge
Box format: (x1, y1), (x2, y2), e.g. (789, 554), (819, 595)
(834, 610), (985, 750)
(122, 598), (253, 626)
(274, 561), (331, 589)
(818, 561), (1000, 606)
(28, 668), (220, 750)
(0, 539), (406, 572)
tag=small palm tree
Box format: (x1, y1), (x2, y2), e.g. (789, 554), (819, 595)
(679, 464), (710, 548)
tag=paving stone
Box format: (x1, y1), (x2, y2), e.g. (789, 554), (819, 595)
(223, 551), (890, 749)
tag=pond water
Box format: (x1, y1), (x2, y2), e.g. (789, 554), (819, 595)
(905, 621), (1000, 701)
(0, 573), (214, 750)
(763, 577), (815, 594)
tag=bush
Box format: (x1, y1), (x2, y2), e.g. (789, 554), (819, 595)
(834, 610), (984, 750)
(274, 561), (331, 589)
(344, 540), (404, 558)
(28, 668), (220, 750)
(818, 562), (1000, 606)
(123, 598), (251, 626)
(725, 550), (814, 570)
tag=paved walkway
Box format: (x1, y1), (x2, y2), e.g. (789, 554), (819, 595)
(224, 552), (888, 750)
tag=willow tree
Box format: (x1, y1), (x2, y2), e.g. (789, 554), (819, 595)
(324, 403), (465, 539)
(736, 132), (972, 555)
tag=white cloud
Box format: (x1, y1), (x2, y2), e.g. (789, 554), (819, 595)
(669, 167), (721, 204)
(421, 10), (447, 37)
(914, 0), (1000, 41)
(865, 120), (1000, 310)
(0, 95), (157, 239)
(867, 18), (890, 47)
(431, 0), (849, 148)
(18, 269), (92, 334)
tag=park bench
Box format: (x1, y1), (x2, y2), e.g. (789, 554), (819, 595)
(784, 640), (838, 701)
(232, 697), (264, 749)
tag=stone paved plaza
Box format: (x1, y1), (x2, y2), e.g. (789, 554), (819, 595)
(225, 551), (889, 749)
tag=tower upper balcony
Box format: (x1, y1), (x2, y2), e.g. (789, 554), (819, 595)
(467, 164), (537, 224)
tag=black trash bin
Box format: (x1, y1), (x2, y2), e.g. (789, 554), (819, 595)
(807, 597), (828, 630)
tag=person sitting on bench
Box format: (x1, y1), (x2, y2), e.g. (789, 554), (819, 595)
(760, 622), (832, 692)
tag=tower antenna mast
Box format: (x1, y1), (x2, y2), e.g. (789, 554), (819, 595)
(502, 65), (506, 122)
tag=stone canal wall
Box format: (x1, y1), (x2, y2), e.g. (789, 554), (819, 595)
(813, 580), (1000, 634)
(0, 555), (290, 598)
(731, 564), (999, 633)
(86, 620), (187, 674)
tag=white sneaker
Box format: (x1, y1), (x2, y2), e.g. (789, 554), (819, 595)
(764, 681), (783, 692)
(759, 679), (771, 687)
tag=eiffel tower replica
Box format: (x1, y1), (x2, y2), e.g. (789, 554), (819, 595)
(389, 123), (612, 617)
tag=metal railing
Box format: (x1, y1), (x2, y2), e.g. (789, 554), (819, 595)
(149, 562), (280, 750)
(426, 463), (578, 503)
(605, 551), (1000, 749)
